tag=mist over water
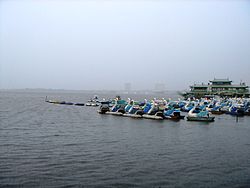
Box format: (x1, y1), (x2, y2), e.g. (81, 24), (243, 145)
(1, 1), (250, 187)
(1, 90), (250, 187)
(1, 1), (250, 90)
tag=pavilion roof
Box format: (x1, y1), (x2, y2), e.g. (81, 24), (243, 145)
(209, 78), (232, 82)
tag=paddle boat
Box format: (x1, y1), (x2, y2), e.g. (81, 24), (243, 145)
(105, 97), (127, 116)
(187, 105), (215, 122)
(86, 95), (100, 106)
(243, 100), (250, 115)
(227, 104), (245, 116)
(210, 105), (224, 115)
(164, 100), (185, 120)
(164, 109), (185, 120)
(182, 101), (196, 112)
(45, 96), (62, 104)
(86, 101), (99, 106)
(97, 101), (110, 114)
(142, 100), (164, 120)
(123, 100), (144, 118)
(244, 107), (250, 116)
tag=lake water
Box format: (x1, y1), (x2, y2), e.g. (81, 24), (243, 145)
(1, 90), (250, 188)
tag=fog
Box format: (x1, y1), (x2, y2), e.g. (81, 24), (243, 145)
(1, 0), (250, 91)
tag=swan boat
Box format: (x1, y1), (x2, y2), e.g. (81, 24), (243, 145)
(187, 105), (215, 122)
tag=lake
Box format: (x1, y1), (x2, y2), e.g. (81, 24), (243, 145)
(1, 90), (250, 188)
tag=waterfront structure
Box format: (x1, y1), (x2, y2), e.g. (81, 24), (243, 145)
(183, 78), (250, 98)
(124, 83), (132, 93)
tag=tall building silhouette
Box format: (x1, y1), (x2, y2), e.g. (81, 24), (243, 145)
(124, 83), (131, 92)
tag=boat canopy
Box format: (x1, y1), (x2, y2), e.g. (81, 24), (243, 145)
(116, 100), (127, 105)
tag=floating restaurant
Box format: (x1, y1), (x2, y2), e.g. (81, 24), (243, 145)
(183, 78), (250, 98)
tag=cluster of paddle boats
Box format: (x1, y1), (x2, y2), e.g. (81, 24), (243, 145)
(98, 96), (250, 122)
(45, 95), (250, 122)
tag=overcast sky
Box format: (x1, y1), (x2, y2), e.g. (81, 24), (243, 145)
(0, 0), (250, 91)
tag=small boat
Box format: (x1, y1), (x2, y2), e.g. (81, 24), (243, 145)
(244, 101), (250, 115)
(86, 102), (99, 107)
(45, 96), (61, 104)
(123, 108), (144, 118)
(164, 108), (185, 120)
(244, 110), (250, 116)
(91, 103), (99, 107)
(209, 105), (224, 114)
(142, 101), (164, 120)
(227, 104), (245, 116)
(97, 101), (110, 114)
(47, 100), (61, 104)
(123, 100), (144, 118)
(46, 99), (65, 105)
(105, 97), (127, 116)
(187, 105), (215, 122)
(86, 95), (100, 107)
(164, 111), (185, 120)
(182, 101), (195, 112)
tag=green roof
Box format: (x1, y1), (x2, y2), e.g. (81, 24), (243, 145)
(190, 84), (209, 88)
(210, 78), (232, 82)
(211, 85), (248, 88)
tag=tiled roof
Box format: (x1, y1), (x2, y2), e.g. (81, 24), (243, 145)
(210, 78), (232, 82)
(191, 84), (208, 87)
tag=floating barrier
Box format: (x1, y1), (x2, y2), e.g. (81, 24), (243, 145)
(74, 103), (85, 106)
(187, 116), (215, 122)
(45, 96), (84, 106)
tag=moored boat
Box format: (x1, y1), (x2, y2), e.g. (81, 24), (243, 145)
(97, 101), (110, 114)
(187, 105), (215, 122)
(123, 100), (144, 118)
(164, 110), (185, 120)
(105, 97), (127, 116)
(142, 100), (164, 120)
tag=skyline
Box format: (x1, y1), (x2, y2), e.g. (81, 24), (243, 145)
(1, 0), (250, 91)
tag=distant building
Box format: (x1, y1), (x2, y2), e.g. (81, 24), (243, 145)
(154, 83), (166, 93)
(124, 83), (131, 92)
(183, 78), (250, 98)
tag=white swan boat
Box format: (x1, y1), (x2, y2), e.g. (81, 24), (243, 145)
(187, 105), (215, 122)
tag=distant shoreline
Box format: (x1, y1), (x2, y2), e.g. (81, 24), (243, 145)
(0, 88), (180, 95)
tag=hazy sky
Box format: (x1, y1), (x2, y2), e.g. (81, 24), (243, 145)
(0, 0), (250, 90)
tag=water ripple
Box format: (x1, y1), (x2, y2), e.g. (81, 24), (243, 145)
(1, 91), (250, 188)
